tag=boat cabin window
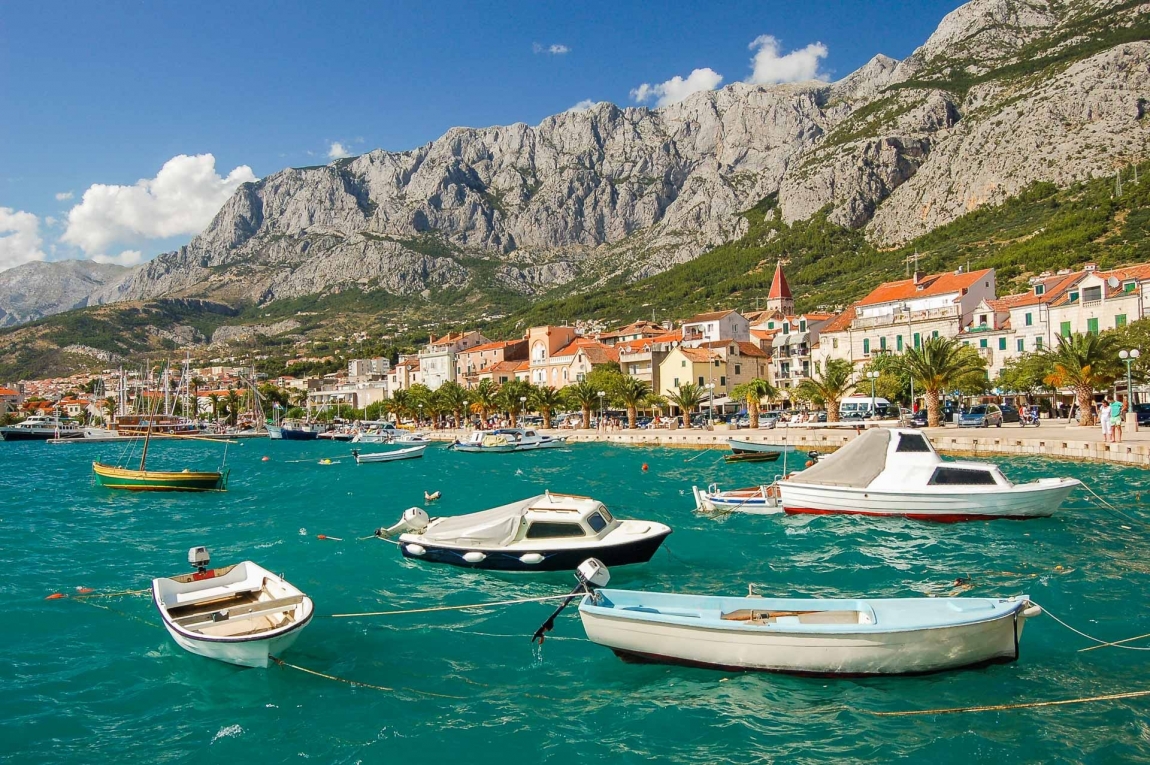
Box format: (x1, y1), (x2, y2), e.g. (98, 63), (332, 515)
(525, 522), (586, 539)
(597, 506), (614, 524)
(586, 512), (608, 533)
(895, 433), (931, 453)
(928, 467), (997, 486)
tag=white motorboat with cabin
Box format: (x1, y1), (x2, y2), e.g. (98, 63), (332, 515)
(450, 428), (568, 453)
(0, 414), (84, 441)
(376, 491), (671, 571)
(572, 574), (1041, 675)
(151, 547), (313, 668)
(777, 428), (1080, 521)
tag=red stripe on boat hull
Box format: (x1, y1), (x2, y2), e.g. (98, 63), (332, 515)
(782, 507), (1036, 523)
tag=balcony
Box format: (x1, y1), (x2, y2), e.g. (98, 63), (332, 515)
(852, 305), (959, 329)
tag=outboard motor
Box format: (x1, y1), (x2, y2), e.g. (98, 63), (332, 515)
(375, 507), (431, 539)
(532, 558), (610, 644)
(188, 546), (210, 574)
(807, 450), (820, 464)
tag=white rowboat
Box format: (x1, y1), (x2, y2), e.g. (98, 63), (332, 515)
(352, 444), (428, 463)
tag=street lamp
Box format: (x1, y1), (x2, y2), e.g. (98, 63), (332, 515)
(418, 403), (423, 426)
(866, 370), (880, 418)
(706, 382), (715, 427)
(1120, 349), (1141, 412)
(902, 302), (914, 411)
(598, 391), (605, 428)
(519, 395), (527, 426)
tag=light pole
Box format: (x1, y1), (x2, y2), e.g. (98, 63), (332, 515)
(418, 403), (423, 426)
(1120, 349), (1141, 427)
(519, 395), (527, 427)
(902, 302), (914, 411)
(866, 371), (879, 418)
(706, 382), (715, 427)
(598, 391), (605, 428)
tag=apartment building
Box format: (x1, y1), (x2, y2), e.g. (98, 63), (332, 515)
(680, 310), (750, 347)
(526, 325), (579, 387)
(418, 330), (489, 390)
(457, 339), (528, 387)
(618, 330), (681, 392)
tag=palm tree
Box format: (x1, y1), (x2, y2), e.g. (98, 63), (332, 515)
(730, 377), (779, 428)
(102, 396), (117, 425)
(496, 379), (534, 427)
(225, 388), (242, 426)
(207, 393), (221, 424)
(564, 381), (601, 429)
(901, 337), (987, 427)
(435, 381), (470, 427)
(529, 385), (564, 429)
(469, 379), (500, 425)
(794, 359), (855, 423)
(616, 377), (651, 429)
(390, 389), (412, 423)
(407, 384), (435, 425)
(1042, 332), (1120, 427)
(667, 382), (707, 425)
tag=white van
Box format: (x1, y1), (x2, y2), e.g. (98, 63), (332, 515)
(839, 395), (891, 419)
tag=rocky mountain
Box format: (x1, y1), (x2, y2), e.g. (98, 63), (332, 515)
(0, 260), (127, 327)
(8, 0), (1150, 329)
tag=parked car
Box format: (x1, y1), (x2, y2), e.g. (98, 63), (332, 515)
(1134, 403), (1150, 427)
(759, 412), (780, 429)
(999, 404), (1021, 424)
(635, 416), (653, 429)
(959, 404), (1003, 428)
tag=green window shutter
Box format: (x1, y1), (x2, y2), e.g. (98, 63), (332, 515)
(897, 335), (904, 351)
(932, 330), (939, 339)
(1126, 282), (1136, 293)
(979, 338), (988, 348)
(673, 377), (679, 388)
(1036, 337), (1043, 350)
(1116, 314), (1127, 328)
(1025, 313), (1033, 326)
(1087, 318), (1099, 335)
(863, 338), (870, 354)
(879, 336), (886, 350)
(998, 338), (1006, 350)
(1017, 339), (1024, 352)
(913, 332), (920, 349)
(1060, 322), (1071, 337)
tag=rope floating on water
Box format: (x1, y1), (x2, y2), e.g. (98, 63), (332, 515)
(270, 656), (466, 699)
(1079, 631), (1150, 653)
(1036, 602), (1150, 651)
(328, 593), (578, 619)
(859, 689), (1150, 717)
(1080, 483), (1144, 525)
(46, 587), (149, 600)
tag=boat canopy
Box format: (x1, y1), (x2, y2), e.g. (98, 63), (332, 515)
(417, 493), (605, 545)
(792, 428), (891, 488)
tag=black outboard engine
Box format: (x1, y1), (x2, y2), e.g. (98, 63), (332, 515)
(531, 558), (611, 644)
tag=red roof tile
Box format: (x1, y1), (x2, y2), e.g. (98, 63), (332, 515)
(856, 268), (994, 307)
(768, 262), (792, 300)
(682, 309), (739, 324)
(819, 305), (858, 334)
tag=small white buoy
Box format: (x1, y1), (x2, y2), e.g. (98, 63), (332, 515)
(405, 543), (426, 556)
(519, 553), (545, 565)
(463, 551), (486, 563)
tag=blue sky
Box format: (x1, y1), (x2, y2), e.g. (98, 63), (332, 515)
(0, 0), (963, 270)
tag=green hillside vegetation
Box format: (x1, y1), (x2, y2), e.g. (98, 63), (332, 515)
(486, 161), (1150, 334)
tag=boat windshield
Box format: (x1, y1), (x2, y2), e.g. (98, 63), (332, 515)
(586, 512), (607, 533)
(524, 521), (586, 539)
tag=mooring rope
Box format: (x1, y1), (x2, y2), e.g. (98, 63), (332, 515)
(1080, 483), (1144, 525)
(858, 689), (1150, 717)
(1035, 602), (1150, 651)
(327, 592), (579, 619)
(270, 656), (467, 699)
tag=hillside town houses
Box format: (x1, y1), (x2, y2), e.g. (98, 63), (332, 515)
(5, 258), (1149, 424)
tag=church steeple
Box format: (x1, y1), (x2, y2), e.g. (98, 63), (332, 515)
(767, 260), (793, 314)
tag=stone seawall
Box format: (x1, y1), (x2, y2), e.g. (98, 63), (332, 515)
(426, 426), (1150, 468)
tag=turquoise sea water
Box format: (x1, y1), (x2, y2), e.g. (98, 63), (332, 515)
(3, 438), (1150, 763)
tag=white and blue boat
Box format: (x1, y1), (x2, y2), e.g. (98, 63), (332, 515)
(576, 586), (1041, 675)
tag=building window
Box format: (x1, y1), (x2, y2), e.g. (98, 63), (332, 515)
(863, 338), (870, 354)
(1068, 292), (1079, 303)
(1060, 321), (1072, 337)
(897, 335), (903, 352)
(979, 314), (988, 326)
(720, 376), (726, 386)
(932, 330), (939, 339)
(768, 322), (775, 329)
(698, 376), (705, 386)
(979, 338), (988, 348)
(1034, 284), (1045, 296)
(1116, 314), (1127, 329)
(832, 338), (838, 349)
(1124, 281), (1136, 293)
(1035, 337), (1043, 350)
(673, 378), (679, 388)
(783, 323), (790, 335)
(681, 360), (686, 367)
(1086, 317), (1099, 335)
(913, 332), (920, 349)
(1083, 286), (1102, 303)
(1025, 313), (1033, 326)
(799, 320), (806, 332)
(998, 337), (1006, 351)
(1017, 338), (1025, 352)
(734, 364), (741, 375)
(879, 336), (887, 351)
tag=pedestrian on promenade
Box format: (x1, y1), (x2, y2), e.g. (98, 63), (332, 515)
(1099, 398), (1112, 442)
(1111, 396), (1126, 444)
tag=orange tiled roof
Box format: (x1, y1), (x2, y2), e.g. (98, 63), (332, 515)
(819, 305), (858, 334)
(461, 339), (524, 354)
(749, 328), (778, 340)
(857, 268), (994, 307)
(735, 341), (768, 358)
(0, 387), (20, 396)
(553, 338), (620, 364)
(768, 262), (792, 300)
(678, 347), (720, 363)
(682, 309), (739, 324)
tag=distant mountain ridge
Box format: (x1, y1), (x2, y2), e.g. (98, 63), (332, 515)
(0, 260), (127, 327)
(1, 0), (1147, 334)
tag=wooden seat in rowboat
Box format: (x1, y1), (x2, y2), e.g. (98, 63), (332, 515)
(167, 589), (263, 618)
(172, 594), (305, 631)
(721, 609), (864, 625)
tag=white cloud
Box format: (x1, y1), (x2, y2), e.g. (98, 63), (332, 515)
(0, 208), (47, 271)
(55, 191), (74, 201)
(61, 153), (256, 257)
(565, 99), (597, 113)
(92, 249), (145, 267)
(533, 42), (570, 55)
(746, 35), (828, 85)
(631, 67), (723, 107)
(328, 141), (351, 160)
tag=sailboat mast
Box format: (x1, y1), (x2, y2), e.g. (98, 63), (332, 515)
(139, 365), (164, 471)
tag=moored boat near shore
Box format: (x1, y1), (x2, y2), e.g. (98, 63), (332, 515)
(0, 414), (84, 441)
(92, 461), (228, 491)
(450, 428), (568, 453)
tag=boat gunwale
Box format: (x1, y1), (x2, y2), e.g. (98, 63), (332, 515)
(399, 524), (672, 554)
(92, 461), (224, 481)
(151, 580), (315, 645)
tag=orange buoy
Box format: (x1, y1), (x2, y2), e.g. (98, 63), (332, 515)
(77, 587), (94, 594)
(261, 456), (270, 462)
(317, 534), (344, 541)
(642, 463), (649, 472)
(46, 593), (65, 600)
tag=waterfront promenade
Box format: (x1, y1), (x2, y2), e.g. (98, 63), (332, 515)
(426, 421), (1150, 467)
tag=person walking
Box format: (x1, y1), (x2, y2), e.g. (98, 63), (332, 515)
(1111, 396), (1127, 444)
(1099, 398), (1112, 443)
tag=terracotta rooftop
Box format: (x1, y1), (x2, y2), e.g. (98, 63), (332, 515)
(735, 341), (768, 358)
(819, 305), (858, 334)
(768, 262), (792, 300)
(682, 309), (740, 324)
(487, 360), (528, 374)
(678, 347), (721, 363)
(0, 387), (18, 396)
(857, 268), (994, 307)
(554, 338), (619, 364)
(462, 339), (525, 354)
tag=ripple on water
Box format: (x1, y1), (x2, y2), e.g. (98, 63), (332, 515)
(3, 440), (1149, 761)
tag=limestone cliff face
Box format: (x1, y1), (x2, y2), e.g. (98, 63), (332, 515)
(0, 260), (126, 327)
(37, 0), (1150, 320)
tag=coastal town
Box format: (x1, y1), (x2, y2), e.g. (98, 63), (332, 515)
(4, 258), (1146, 431)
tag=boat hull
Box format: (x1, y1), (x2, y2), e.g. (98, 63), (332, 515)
(92, 462), (226, 492)
(0, 427), (84, 441)
(727, 439), (795, 455)
(160, 614), (310, 668)
(354, 445), (427, 463)
(580, 596), (1035, 676)
(452, 439), (567, 453)
(778, 480), (1078, 522)
(266, 425), (283, 440)
(399, 530), (670, 572)
(280, 428), (320, 441)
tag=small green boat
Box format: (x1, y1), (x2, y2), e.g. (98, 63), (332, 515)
(92, 461), (227, 491)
